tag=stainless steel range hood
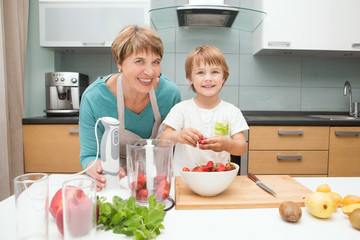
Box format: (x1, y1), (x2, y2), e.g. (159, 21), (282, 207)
(149, 1), (266, 32)
(177, 5), (239, 28)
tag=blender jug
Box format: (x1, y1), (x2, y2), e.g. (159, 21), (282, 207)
(126, 139), (173, 202)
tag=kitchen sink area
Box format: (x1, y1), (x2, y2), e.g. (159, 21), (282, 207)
(309, 115), (360, 121)
(243, 111), (360, 126)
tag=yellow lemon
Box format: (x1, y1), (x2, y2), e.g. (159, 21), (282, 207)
(316, 184), (331, 193)
(327, 192), (342, 207)
(343, 195), (360, 206)
(342, 203), (360, 216)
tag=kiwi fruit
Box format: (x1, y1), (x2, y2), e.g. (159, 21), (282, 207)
(279, 201), (302, 222)
(349, 208), (360, 230)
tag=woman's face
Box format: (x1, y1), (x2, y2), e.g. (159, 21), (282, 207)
(118, 51), (162, 94)
(188, 62), (225, 98)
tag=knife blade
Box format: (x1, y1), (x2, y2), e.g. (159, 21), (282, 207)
(248, 172), (277, 197)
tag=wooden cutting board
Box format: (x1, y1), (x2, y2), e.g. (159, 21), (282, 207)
(175, 175), (312, 210)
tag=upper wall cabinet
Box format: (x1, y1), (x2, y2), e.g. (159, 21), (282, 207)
(329, 0), (360, 51)
(253, 0), (360, 56)
(39, 0), (150, 47)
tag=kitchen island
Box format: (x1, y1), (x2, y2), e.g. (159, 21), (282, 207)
(1, 175), (359, 240)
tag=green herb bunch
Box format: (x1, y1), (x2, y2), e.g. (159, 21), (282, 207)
(97, 195), (167, 240)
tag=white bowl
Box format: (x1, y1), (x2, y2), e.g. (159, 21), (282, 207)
(179, 163), (239, 197)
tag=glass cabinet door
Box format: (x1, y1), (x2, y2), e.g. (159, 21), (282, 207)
(39, 0), (150, 47)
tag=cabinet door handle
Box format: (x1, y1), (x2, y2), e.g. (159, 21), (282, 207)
(277, 155), (302, 160)
(268, 41), (291, 46)
(352, 43), (360, 48)
(278, 130), (303, 135)
(335, 131), (360, 136)
(68, 129), (79, 134)
(82, 41), (105, 46)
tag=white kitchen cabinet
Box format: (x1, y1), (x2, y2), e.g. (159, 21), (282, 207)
(39, 0), (150, 47)
(253, 0), (360, 55)
(329, 0), (360, 52)
(253, 0), (330, 55)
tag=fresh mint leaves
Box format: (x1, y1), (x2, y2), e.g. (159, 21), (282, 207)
(97, 195), (166, 240)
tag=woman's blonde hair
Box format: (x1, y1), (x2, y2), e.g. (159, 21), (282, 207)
(185, 45), (230, 92)
(111, 25), (163, 65)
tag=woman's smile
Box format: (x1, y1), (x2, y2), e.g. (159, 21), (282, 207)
(138, 77), (153, 86)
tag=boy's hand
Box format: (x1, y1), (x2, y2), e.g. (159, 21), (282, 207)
(198, 136), (229, 152)
(177, 128), (203, 147)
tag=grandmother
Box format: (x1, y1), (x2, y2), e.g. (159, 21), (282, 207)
(79, 25), (181, 191)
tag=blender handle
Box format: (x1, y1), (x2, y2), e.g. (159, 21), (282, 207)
(68, 129), (79, 134)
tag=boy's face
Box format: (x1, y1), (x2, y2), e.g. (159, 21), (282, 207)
(188, 62), (225, 97)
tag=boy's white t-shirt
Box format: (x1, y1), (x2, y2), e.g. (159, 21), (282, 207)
(162, 98), (249, 176)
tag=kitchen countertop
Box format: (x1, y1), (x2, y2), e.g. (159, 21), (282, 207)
(22, 115), (79, 124)
(23, 111), (360, 126)
(1, 175), (359, 240)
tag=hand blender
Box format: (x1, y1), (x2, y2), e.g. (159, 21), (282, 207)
(100, 117), (120, 190)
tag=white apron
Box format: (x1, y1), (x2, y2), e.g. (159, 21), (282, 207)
(116, 74), (162, 167)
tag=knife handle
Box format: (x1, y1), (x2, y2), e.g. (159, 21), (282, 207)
(248, 172), (259, 182)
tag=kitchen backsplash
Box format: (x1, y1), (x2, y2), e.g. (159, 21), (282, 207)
(25, 0), (360, 117)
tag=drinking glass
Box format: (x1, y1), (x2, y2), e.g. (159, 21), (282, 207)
(14, 173), (49, 240)
(62, 176), (96, 240)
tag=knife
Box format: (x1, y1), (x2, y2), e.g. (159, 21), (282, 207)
(248, 172), (277, 197)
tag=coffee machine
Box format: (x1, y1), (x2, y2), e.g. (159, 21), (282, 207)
(45, 72), (89, 116)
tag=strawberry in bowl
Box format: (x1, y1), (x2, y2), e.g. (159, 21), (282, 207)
(180, 161), (239, 197)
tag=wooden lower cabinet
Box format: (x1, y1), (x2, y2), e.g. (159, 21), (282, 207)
(248, 126), (330, 177)
(248, 150), (328, 175)
(328, 127), (360, 177)
(23, 124), (83, 173)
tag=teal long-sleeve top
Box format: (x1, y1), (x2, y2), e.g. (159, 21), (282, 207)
(79, 73), (181, 169)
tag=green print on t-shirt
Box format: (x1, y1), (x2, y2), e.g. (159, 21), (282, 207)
(214, 122), (229, 136)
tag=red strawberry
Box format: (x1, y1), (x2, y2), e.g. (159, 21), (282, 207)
(214, 163), (226, 172)
(216, 166), (227, 172)
(182, 167), (190, 172)
(130, 181), (143, 191)
(191, 166), (204, 172)
(137, 174), (146, 187)
(119, 167), (126, 179)
(201, 165), (210, 172)
(206, 161), (214, 168)
(199, 137), (208, 144)
(154, 173), (167, 186)
(156, 180), (170, 200)
(136, 189), (148, 201)
(225, 162), (236, 171)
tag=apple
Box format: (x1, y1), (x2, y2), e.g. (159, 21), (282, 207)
(305, 192), (337, 219)
(55, 207), (64, 235)
(50, 186), (85, 218)
(65, 196), (94, 237)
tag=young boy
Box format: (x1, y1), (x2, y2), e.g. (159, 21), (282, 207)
(159, 45), (249, 176)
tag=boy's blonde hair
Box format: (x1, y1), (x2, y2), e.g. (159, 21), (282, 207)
(185, 45), (230, 92)
(111, 25), (163, 65)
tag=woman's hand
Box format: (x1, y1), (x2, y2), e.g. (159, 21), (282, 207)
(177, 128), (203, 147)
(86, 160), (106, 192)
